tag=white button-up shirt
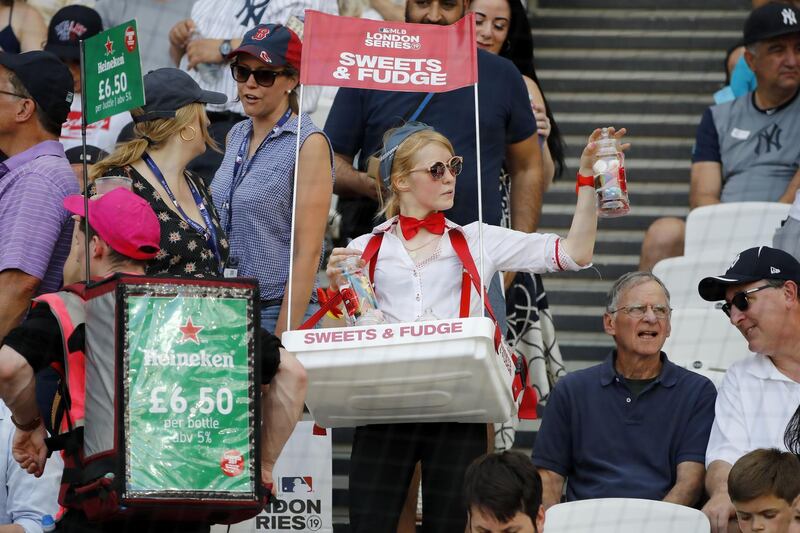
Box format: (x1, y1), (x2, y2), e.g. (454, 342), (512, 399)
(706, 354), (800, 467)
(347, 218), (575, 324)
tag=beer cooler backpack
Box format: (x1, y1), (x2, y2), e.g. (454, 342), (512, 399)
(38, 275), (267, 523)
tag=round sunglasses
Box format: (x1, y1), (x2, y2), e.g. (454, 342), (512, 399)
(230, 64), (289, 87)
(720, 283), (781, 317)
(408, 156), (463, 180)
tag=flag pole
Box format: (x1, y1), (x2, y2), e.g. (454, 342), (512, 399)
(80, 38), (90, 283)
(472, 82), (485, 316)
(287, 84), (305, 334)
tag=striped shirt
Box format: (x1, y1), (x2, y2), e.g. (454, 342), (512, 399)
(182, 0), (339, 115)
(211, 113), (333, 301)
(0, 141), (79, 294)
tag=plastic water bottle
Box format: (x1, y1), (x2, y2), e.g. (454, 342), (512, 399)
(41, 515), (55, 532)
(592, 128), (630, 218)
(338, 257), (385, 326)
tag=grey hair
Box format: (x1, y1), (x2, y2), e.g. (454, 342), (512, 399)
(606, 271), (671, 312)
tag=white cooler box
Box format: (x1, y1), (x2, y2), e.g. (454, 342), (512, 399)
(281, 317), (515, 427)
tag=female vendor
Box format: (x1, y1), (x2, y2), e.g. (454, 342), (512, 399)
(326, 122), (628, 532)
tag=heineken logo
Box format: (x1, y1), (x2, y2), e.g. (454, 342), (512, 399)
(104, 35), (114, 55)
(142, 348), (235, 369)
(179, 316), (204, 344)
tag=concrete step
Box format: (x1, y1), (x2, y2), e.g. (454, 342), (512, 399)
(545, 188), (688, 208)
(535, 49), (726, 79)
(557, 338), (616, 361)
(546, 91), (711, 118)
(547, 288), (608, 306)
(538, 69), (724, 95)
(530, 8), (747, 32)
(560, 134), (695, 161)
(541, 206), (687, 231)
(555, 111), (700, 138)
(534, 28), (740, 51)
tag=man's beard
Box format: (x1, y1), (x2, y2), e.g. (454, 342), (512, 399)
(405, 2), (464, 25)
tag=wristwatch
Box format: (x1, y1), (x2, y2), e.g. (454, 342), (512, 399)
(219, 39), (232, 59)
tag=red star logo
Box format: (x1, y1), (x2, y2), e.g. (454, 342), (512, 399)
(179, 317), (204, 344)
(104, 36), (114, 55)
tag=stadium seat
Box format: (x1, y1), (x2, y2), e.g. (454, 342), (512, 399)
(653, 255), (731, 309)
(684, 202), (790, 258)
(663, 308), (753, 384)
(545, 498), (710, 533)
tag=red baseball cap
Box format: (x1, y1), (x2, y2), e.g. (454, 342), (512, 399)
(63, 188), (160, 260)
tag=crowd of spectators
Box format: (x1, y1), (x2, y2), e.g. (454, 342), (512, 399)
(0, 0), (799, 532)
(639, 2), (800, 270)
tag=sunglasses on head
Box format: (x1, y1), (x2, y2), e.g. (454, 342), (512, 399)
(230, 64), (288, 87)
(409, 156), (463, 180)
(720, 283), (781, 317)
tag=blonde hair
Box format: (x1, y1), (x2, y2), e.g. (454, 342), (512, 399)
(91, 103), (219, 179)
(378, 128), (454, 218)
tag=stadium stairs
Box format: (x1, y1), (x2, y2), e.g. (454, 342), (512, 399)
(328, 1), (750, 530)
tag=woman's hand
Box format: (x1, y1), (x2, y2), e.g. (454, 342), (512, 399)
(533, 103), (551, 140)
(578, 127), (630, 177)
(325, 247), (363, 291)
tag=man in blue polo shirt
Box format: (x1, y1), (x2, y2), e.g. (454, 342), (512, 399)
(532, 271), (717, 508)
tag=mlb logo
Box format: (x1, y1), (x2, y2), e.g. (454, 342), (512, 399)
(281, 476), (313, 493)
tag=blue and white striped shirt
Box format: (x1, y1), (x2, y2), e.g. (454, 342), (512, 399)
(211, 113), (333, 301)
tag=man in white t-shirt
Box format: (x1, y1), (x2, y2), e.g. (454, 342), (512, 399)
(698, 246), (800, 533)
(45, 5), (130, 154)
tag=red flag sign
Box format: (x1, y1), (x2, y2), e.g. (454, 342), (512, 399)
(300, 11), (478, 93)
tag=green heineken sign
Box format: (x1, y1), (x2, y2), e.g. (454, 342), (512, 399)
(83, 20), (145, 125)
(125, 295), (254, 495)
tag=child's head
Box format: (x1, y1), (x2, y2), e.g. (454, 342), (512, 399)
(463, 451), (545, 533)
(729, 448), (800, 533)
(377, 122), (458, 218)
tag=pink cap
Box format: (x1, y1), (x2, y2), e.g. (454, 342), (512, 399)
(63, 188), (161, 260)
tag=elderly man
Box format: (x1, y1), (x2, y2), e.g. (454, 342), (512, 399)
(698, 246), (800, 533)
(532, 271), (717, 509)
(639, 2), (800, 270)
(0, 51), (77, 343)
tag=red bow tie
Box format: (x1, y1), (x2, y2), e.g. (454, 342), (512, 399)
(398, 212), (446, 240)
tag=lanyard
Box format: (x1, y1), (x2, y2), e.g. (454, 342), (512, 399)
(141, 152), (224, 270)
(225, 108), (293, 235)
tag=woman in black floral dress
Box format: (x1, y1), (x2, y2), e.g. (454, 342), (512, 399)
(91, 68), (229, 277)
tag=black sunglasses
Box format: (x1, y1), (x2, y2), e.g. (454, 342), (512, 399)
(230, 64), (288, 87)
(720, 283), (780, 317)
(408, 156), (463, 180)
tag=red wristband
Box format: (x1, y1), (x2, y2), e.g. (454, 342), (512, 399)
(575, 172), (595, 194)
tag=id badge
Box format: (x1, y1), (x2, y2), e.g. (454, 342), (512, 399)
(224, 257), (239, 278)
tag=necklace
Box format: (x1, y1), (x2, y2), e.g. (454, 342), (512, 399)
(402, 234), (440, 259)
